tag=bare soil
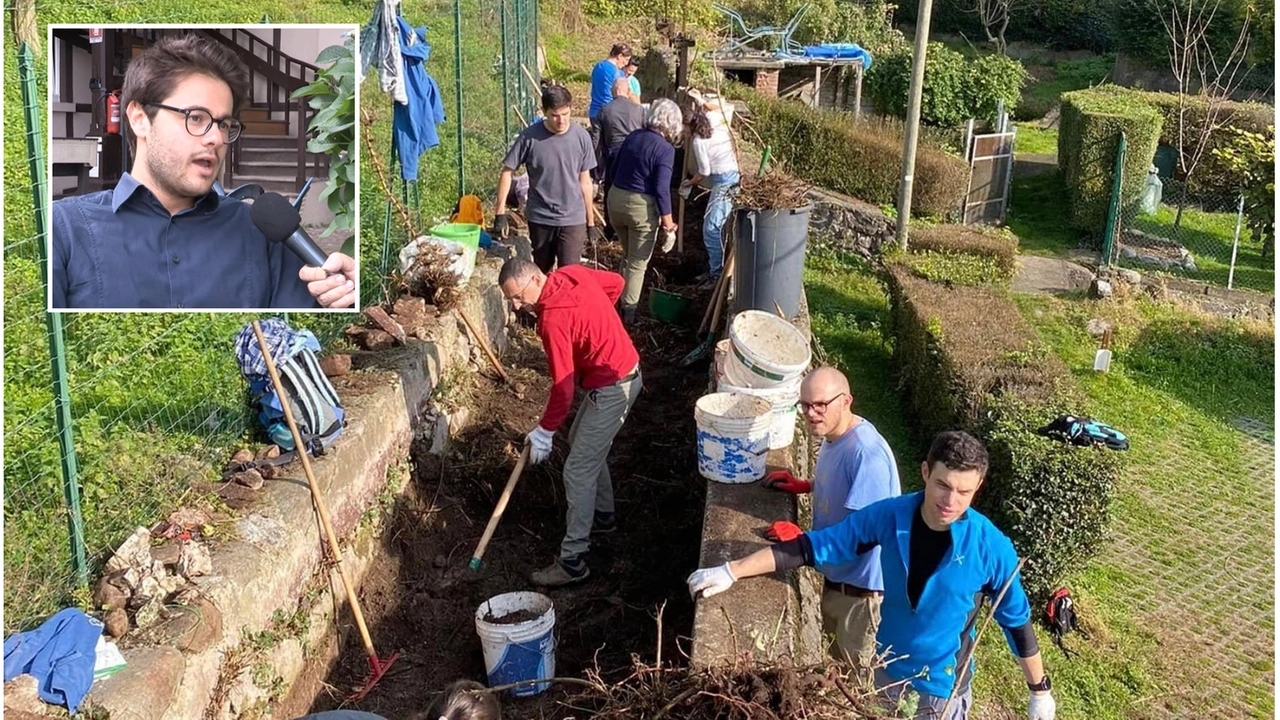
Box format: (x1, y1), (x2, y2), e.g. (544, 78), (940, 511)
(293, 236), (720, 719)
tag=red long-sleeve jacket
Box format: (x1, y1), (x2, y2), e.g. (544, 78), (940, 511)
(535, 265), (641, 432)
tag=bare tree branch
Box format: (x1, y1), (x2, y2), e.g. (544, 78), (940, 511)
(967, 0), (1014, 55)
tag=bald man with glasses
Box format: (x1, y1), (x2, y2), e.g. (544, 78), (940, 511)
(760, 366), (901, 679)
(51, 33), (354, 309)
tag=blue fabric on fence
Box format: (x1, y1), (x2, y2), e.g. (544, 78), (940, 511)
(392, 17), (447, 181)
(3, 608), (103, 712)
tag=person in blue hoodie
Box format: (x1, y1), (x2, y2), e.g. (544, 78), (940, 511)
(687, 431), (1057, 720)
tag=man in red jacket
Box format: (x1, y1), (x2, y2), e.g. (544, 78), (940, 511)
(499, 257), (643, 586)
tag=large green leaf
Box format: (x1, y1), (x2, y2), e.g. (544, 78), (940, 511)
(314, 44), (349, 65)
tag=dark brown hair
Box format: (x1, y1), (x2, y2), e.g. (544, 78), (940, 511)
(541, 84), (572, 112)
(609, 43), (632, 58)
(414, 680), (501, 720)
(926, 431), (989, 478)
(682, 97), (712, 139)
(120, 33), (250, 153)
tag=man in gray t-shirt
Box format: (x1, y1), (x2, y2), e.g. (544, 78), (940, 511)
(495, 86), (599, 273)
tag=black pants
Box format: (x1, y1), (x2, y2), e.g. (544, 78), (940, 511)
(528, 222), (587, 273)
(588, 117), (604, 183)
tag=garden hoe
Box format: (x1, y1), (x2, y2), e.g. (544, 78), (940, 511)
(250, 321), (398, 702)
(469, 443), (531, 570)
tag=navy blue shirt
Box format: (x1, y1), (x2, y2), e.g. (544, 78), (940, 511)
(610, 128), (674, 216)
(51, 173), (317, 310)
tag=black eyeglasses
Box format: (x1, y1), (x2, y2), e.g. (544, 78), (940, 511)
(798, 392), (846, 414)
(146, 103), (243, 143)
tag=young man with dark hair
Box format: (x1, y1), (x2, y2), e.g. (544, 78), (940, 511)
(494, 86), (598, 273)
(498, 256), (641, 587)
(51, 33), (355, 310)
(688, 431), (1057, 720)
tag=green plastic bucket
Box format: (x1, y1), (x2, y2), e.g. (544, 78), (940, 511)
(429, 222), (481, 252)
(649, 288), (691, 324)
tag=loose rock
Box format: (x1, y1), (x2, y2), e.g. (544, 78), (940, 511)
(232, 469), (265, 490)
(255, 445), (281, 462)
(319, 353), (352, 377)
(364, 329), (395, 351)
(231, 448), (255, 464)
(104, 607), (130, 638)
(95, 577), (129, 612)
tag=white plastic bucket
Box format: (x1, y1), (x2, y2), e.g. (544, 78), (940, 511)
(727, 310), (811, 389)
(694, 392), (773, 483)
(716, 377), (800, 450)
(714, 339), (732, 383)
(474, 592), (556, 696)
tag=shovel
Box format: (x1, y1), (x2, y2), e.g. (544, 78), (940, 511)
(1093, 328), (1113, 372)
(468, 444), (531, 570)
(678, 238), (735, 367)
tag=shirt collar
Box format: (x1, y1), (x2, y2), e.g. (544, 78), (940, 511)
(111, 172), (221, 215)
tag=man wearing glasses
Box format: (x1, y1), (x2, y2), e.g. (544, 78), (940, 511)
(759, 366), (901, 678)
(50, 34), (355, 309)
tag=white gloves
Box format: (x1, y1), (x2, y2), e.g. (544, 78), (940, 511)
(686, 562), (736, 599)
(660, 228), (676, 254)
(1028, 691), (1056, 720)
(526, 426), (554, 464)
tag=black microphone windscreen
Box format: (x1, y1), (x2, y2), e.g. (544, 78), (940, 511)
(250, 192), (302, 244)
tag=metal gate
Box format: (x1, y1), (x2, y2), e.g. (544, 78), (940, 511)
(962, 122), (1017, 225)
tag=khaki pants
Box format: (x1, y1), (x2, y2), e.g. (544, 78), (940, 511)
(606, 187), (659, 307)
(822, 586), (882, 676)
(559, 370), (642, 561)
(873, 667), (972, 720)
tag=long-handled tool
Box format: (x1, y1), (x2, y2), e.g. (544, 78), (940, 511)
(458, 310), (509, 385)
(250, 321), (398, 702)
(468, 444), (531, 570)
(679, 237), (736, 367)
(939, 557), (1026, 719)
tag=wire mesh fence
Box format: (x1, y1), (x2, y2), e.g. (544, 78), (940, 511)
(1104, 141), (1272, 294)
(3, 0), (538, 631)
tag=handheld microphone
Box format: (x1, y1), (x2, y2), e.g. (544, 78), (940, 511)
(250, 191), (331, 269)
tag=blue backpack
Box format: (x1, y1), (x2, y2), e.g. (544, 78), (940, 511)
(234, 318), (345, 457)
(1037, 414), (1129, 451)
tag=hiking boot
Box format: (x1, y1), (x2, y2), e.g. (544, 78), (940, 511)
(697, 274), (720, 292)
(530, 558), (590, 587)
(592, 511), (617, 536)
(621, 304), (637, 326)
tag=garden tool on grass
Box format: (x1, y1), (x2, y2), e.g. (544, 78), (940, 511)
(468, 444), (531, 570)
(250, 321), (398, 702)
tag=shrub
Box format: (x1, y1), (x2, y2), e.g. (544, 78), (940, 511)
(894, 250), (1010, 287)
(867, 43), (1026, 127)
(1058, 86), (1162, 237)
(728, 86), (969, 217)
(901, 224), (1019, 282)
(896, 0), (1114, 53)
(1209, 125), (1275, 258)
(885, 265), (1122, 600)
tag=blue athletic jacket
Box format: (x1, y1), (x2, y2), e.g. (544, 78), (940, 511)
(806, 492), (1032, 698)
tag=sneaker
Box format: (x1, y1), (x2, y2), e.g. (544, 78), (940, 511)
(697, 274), (720, 292)
(592, 512), (617, 535)
(530, 559), (590, 587)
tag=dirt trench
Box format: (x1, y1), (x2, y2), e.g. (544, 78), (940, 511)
(283, 235), (719, 719)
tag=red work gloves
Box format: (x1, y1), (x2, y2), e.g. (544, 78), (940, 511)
(762, 469), (812, 494)
(765, 521), (804, 542)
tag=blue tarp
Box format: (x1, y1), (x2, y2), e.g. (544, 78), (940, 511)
(794, 43), (873, 68)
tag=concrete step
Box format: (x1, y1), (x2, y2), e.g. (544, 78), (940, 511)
(241, 120), (288, 136)
(228, 174), (303, 195)
(237, 160), (299, 172)
(238, 147), (300, 164)
(238, 134), (300, 150)
(241, 107), (273, 122)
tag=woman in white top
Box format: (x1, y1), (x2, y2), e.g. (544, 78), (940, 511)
(681, 96), (740, 282)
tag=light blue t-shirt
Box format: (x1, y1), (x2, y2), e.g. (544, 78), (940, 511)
(589, 59), (620, 118)
(811, 419), (901, 590)
(628, 74), (641, 98)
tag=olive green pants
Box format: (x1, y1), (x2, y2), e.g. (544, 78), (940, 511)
(606, 187), (659, 307)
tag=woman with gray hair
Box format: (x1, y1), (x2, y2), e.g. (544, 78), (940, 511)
(606, 97), (682, 325)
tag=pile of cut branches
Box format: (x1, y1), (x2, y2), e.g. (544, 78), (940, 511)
(737, 169), (811, 211)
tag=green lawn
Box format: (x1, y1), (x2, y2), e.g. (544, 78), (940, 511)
(805, 247), (1275, 720)
(1007, 171), (1092, 257)
(1017, 55), (1114, 121)
(1014, 122), (1059, 156)
(1126, 202), (1275, 293)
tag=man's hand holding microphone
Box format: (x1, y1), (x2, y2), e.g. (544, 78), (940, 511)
(251, 191), (356, 308)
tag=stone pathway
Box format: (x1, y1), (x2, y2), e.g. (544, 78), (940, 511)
(1011, 253), (1096, 294)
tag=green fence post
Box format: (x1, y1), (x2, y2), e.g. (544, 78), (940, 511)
(453, 0), (465, 199)
(501, 0), (511, 140)
(20, 42), (89, 590)
(1101, 132), (1126, 267)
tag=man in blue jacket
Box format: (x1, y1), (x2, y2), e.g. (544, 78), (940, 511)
(587, 43), (633, 182)
(687, 431), (1057, 720)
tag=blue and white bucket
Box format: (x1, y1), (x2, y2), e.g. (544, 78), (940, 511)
(695, 392), (773, 483)
(474, 591), (556, 697)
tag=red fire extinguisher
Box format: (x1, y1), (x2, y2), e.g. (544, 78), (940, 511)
(105, 91), (121, 135)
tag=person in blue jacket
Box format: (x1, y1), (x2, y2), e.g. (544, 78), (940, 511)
(687, 431), (1057, 720)
(587, 43), (633, 182)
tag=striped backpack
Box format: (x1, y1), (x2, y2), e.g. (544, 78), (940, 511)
(234, 318), (345, 457)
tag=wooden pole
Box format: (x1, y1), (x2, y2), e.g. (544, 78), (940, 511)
(468, 445), (531, 569)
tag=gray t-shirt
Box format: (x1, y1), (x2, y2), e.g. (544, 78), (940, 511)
(598, 98), (645, 151)
(502, 121), (596, 227)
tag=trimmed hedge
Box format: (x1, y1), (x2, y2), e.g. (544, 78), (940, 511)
(885, 266), (1122, 601)
(1058, 86), (1162, 237)
(904, 224), (1019, 281)
(728, 86), (969, 217)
